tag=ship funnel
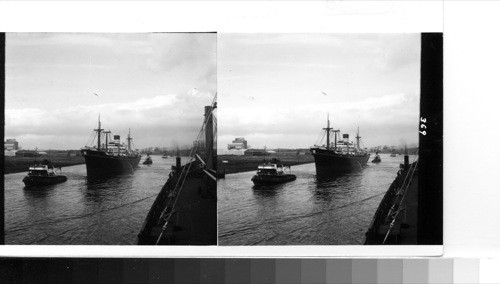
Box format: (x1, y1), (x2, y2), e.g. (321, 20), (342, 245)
(114, 135), (120, 143)
(176, 147), (181, 171)
(404, 145), (409, 170)
(342, 134), (349, 143)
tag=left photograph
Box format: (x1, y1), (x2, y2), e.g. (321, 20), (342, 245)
(4, 33), (217, 245)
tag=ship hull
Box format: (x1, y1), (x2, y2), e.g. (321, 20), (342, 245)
(22, 175), (67, 187)
(251, 174), (296, 186)
(364, 161), (418, 245)
(310, 147), (370, 175)
(137, 161), (217, 245)
(81, 150), (141, 177)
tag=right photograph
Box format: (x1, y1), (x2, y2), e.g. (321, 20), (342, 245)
(217, 33), (442, 246)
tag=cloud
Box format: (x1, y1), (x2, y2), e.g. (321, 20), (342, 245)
(5, 33), (217, 150)
(217, 34), (420, 149)
(6, 91), (215, 150)
(146, 34), (216, 79)
(219, 91), (418, 149)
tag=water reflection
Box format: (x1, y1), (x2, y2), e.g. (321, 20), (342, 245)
(252, 185), (281, 198)
(219, 159), (407, 245)
(4, 155), (183, 245)
(315, 173), (341, 185)
(23, 185), (56, 198)
(83, 174), (134, 203)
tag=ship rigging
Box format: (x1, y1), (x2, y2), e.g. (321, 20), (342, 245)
(137, 94), (217, 245)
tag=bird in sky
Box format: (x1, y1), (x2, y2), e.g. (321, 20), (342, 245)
(322, 92), (327, 96)
(94, 93), (99, 97)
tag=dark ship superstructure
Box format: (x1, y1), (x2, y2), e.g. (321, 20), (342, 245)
(81, 117), (141, 177)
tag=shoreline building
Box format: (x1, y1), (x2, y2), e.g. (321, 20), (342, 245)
(5, 139), (19, 151)
(4, 139), (19, 157)
(227, 137), (248, 150)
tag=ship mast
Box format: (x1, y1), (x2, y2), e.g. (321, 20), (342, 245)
(104, 130), (111, 151)
(356, 127), (361, 151)
(204, 105), (214, 171)
(127, 128), (132, 152)
(323, 114), (332, 150)
(94, 114), (103, 151)
(324, 114), (340, 150)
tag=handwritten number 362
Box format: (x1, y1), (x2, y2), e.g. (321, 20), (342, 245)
(419, 117), (427, 136)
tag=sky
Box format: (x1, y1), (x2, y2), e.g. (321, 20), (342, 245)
(5, 33), (216, 150)
(218, 34), (421, 149)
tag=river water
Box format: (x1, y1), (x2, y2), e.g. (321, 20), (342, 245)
(4, 155), (188, 245)
(218, 154), (417, 245)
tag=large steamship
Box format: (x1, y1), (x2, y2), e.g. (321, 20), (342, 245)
(310, 116), (370, 176)
(81, 117), (141, 177)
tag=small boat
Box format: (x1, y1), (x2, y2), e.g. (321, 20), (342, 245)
(161, 154), (170, 159)
(390, 149), (397, 157)
(372, 152), (381, 163)
(22, 159), (67, 187)
(143, 155), (153, 165)
(251, 158), (297, 186)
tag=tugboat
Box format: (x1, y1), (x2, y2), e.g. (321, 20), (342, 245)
(310, 115), (370, 175)
(22, 159), (67, 187)
(251, 158), (296, 186)
(81, 116), (141, 177)
(372, 152), (381, 163)
(390, 148), (397, 157)
(143, 154), (153, 165)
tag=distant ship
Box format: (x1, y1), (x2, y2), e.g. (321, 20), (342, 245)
(372, 152), (381, 163)
(310, 116), (370, 175)
(143, 154), (153, 165)
(251, 158), (296, 186)
(81, 117), (141, 177)
(390, 149), (397, 157)
(137, 98), (217, 245)
(22, 159), (67, 187)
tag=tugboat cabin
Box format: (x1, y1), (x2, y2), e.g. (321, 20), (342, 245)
(256, 158), (287, 176)
(257, 165), (281, 175)
(28, 165), (55, 176)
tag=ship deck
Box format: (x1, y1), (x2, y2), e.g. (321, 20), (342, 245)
(138, 168), (217, 245)
(153, 176), (216, 245)
(364, 162), (419, 245)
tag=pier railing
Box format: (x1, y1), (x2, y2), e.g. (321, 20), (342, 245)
(137, 161), (197, 245)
